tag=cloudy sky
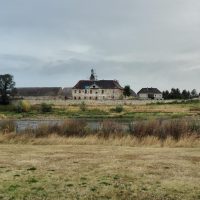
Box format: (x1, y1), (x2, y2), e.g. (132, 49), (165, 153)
(0, 0), (200, 92)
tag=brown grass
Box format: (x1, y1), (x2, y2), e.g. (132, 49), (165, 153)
(0, 144), (199, 199)
(0, 133), (199, 147)
(0, 119), (199, 147)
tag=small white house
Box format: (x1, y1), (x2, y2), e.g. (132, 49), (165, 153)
(137, 88), (163, 100)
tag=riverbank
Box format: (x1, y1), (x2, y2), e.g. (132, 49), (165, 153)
(0, 145), (199, 199)
(0, 119), (200, 147)
(0, 99), (200, 120)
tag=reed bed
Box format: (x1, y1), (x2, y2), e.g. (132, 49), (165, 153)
(0, 119), (199, 147)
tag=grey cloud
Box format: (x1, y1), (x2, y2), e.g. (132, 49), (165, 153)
(0, 0), (200, 92)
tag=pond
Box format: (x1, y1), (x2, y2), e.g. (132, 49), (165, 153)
(0, 119), (134, 132)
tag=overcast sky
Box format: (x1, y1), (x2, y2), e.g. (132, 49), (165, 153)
(0, 0), (200, 92)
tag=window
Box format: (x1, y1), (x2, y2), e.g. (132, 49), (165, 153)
(74, 90), (77, 93)
(79, 97), (81, 100)
(90, 90), (92, 94)
(74, 97), (76, 100)
(79, 90), (81, 93)
(102, 90), (104, 94)
(89, 97), (92, 100)
(84, 97), (87, 100)
(93, 85), (95, 88)
(85, 90), (87, 94)
(95, 97), (98, 100)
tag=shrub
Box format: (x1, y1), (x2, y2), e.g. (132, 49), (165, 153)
(41, 103), (52, 113)
(60, 120), (87, 137)
(189, 120), (200, 134)
(131, 120), (189, 141)
(15, 100), (31, 113)
(110, 105), (124, 113)
(23, 120), (88, 137)
(79, 101), (87, 112)
(99, 120), (123, 138)
(0, 120), (16, 133)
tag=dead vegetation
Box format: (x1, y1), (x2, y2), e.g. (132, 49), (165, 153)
(0, 119), (199, 147)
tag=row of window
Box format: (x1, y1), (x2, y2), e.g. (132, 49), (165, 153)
(74, 89), (104, 94)
(74, 96), (115, 100)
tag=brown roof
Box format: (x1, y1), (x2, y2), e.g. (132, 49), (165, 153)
(73, 80), (123, 90)
(16, 87), (62, 96)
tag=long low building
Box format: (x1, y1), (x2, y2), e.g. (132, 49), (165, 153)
(72, 70), (124, 100)
(16, 87), (63, 99)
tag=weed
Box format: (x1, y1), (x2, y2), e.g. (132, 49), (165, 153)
(8, 184), (20, 192)
(15, 100), (31, 113)
(40, 103), (53, 113)
(27, 177), (38, 183)
(79, 101), (87, 111)
(110, 105), (124, 113)
(0, 120), (15, 133)
(27, 167), (37, 171)
(66, 183), (74, 187)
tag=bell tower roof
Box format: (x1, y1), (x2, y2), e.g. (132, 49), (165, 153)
(90, 69), (96, 81)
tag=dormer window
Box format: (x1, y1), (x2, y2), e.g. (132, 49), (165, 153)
(93, 85), (95, 88)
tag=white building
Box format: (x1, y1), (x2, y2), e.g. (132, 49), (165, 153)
(72, 70), (124, 100)
(137, 88), (163, 100)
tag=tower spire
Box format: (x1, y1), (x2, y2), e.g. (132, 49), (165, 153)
(90, 69), (95, 81)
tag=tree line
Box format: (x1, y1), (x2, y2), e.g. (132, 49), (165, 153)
(162, 88), (199, 100)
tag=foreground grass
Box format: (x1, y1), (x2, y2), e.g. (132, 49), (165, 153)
(0, 144), (199, 199)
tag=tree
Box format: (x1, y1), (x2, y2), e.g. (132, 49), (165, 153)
(191, 89), (197, 98)
(162, 90), (170, 99)
(123, 85), (131, 97)
(182, 89), (190, 99)
(170, 88), (181, 99)
(0, 74), (15, 104)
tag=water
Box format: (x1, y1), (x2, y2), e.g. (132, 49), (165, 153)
(0, 119), (132, 132)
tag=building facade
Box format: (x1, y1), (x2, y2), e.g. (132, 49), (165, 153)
(137, 88), (163, 100)
(72, 70), (124, 100)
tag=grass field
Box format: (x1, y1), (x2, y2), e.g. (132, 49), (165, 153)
(0, 145), (199, 200)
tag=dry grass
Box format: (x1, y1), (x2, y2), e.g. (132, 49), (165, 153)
(0, 134), (200, 148)
(0, 144), (199, 199)
(0, 119), (200, 147)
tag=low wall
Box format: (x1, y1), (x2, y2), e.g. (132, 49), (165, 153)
(13, 99), (176, 106)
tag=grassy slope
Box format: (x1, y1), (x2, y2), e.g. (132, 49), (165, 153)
(0, 145), (199, 200)
(0, 100), (200, 120)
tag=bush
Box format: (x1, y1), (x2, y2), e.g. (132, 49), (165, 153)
(41, 103), (52, 113)
(110, 105), (124, 113)
(16, 100), (31, 113)
(0, 120), (16, 133)
(23, 120), (88, 137)
(131, 120), (190, 141)
(99, 120), (124, 138)
(79, 101), (87, 112)
(115, 105), (124, 113)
